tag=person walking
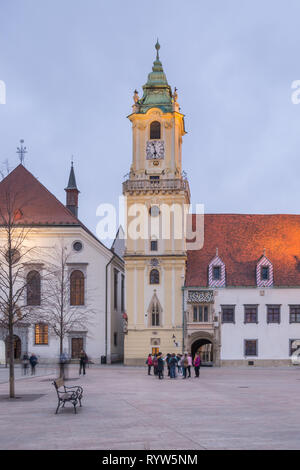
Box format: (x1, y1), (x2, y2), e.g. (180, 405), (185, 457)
(146, 354), (153, 375)
(169, 353), (177, 379)
(29, 353), (38, 376)
(79, 349), (88, 375)
(157, 353), (164, 380)
(22, 353), (29, 375)
(182, 353), (188, 379)
(194, 352), (201, 377)
(187, 353), (192, 378)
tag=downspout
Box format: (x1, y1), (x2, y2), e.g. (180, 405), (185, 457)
(182, 285), (185, 354)
(105, 253), (115, 362)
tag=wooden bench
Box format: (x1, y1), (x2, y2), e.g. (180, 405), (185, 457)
(52, 378), (83, 414)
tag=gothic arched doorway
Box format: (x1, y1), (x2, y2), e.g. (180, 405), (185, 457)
(5, 335), (22, 361)
(191, 338), (213, 366)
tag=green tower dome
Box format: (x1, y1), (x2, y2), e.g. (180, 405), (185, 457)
(138, 41), (173, 114)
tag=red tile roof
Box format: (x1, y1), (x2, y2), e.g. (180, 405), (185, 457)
(186, 214), (300, 287)
(0, 164), (80, 226)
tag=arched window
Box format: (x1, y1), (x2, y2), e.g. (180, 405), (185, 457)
(150, 121), (161, 139)
(70, 270), (84, 306)
(151, 304), (160, 326)
(27, 270), (41, 305)
(150, 269), (160, 285)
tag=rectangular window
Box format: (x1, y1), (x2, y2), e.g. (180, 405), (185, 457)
(114, 269), (118, 310)
(213, 266), (221, 280)
(150, 240), (158, 251)
(267, 305), (280, 324)
(35, 323), (48, 345)
(193, 306), (198, 322)
(192, 305), (209, 322)
(245, 339), (257, 356)
(114, 332), (118, 347)
(121, 274), (124, 311)
(244, 305), (258, 323)
(261, 266), (269, 280)
(204, 306), (208, 322)
(221, 305), (235, 323)
(290, 306), (300, 323)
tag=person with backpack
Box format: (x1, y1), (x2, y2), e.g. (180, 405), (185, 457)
(146, 354), (153, 375)
(157, 353), (164, 380)
(29, 353), (38, 376)
(194, 352), (201, 378)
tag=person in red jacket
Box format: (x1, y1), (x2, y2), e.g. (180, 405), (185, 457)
(146, 354), (153, 375)
(194, 352), (201, 378)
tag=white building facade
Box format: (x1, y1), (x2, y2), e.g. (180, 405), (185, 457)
(0, 163), (124, 365)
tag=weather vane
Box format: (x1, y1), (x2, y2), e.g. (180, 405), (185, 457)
(16, 139), (27, 165)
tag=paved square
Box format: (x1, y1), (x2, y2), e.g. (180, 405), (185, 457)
(0, 364), (300, 450)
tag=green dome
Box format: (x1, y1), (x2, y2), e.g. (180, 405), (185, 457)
(138, 41), (173, 114)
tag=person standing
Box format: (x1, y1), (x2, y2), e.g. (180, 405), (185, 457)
(182, 353), (188, 379)
(146, 354), (153, 375)
(194, 352), (201, 378)
(29, 353), (38, 376)
(79, 349), (88, 375)
(169, 353), (177, 379)
(157, 353), (164, 380)
(153, 354), (158, 376)
(187, 353), (192, 378)
(176, 354), (182, 375)
(22, 353), (29, 375)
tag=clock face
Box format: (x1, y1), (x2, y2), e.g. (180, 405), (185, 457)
(146, 140), (165, 160)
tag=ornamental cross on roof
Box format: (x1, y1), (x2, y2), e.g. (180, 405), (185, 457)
(16, 140), (27, 165)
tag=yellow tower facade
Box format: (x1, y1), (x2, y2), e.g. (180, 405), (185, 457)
(123, 42), (190, 365)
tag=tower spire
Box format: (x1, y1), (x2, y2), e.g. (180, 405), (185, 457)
(65, 160), (80, 217)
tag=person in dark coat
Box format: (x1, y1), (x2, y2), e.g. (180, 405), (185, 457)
(22, 353), (29, 375)
(169, 353), (177, 379)
(157, 353), (164, 380)
(29, 353), (38, 375)
(79, 349), (88, 375)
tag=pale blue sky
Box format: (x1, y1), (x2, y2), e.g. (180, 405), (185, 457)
(1, 0), (300, 244)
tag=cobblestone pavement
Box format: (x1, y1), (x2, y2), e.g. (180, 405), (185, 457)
(0, 364), (300, 450)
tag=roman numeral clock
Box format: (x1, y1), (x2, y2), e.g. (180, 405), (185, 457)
(146, 140), (165, 159)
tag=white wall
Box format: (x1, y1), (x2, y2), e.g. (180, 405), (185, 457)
(215, 287), (300, 360)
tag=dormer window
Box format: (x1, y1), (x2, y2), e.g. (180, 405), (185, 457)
(256, 254), (273, 287)
(150, 121), (161, 139)
(208, 250), (226, 287)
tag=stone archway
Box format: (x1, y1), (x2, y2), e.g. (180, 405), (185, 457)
(187, 331), (216, 366)
(5, 335), (22, 361)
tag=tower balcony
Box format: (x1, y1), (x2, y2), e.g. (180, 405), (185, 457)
(123, 178), (190, 199)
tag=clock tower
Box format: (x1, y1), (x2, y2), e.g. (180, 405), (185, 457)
(123, 42), (190, 365)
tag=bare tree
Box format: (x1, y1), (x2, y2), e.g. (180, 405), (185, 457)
(41, 243), (95, 377)
(0, 187), (39, 398)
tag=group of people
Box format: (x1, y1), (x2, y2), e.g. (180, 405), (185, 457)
(146, 352), (201, 379)
(21, 349), (89, 377)
(22, 353), (38, 375)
